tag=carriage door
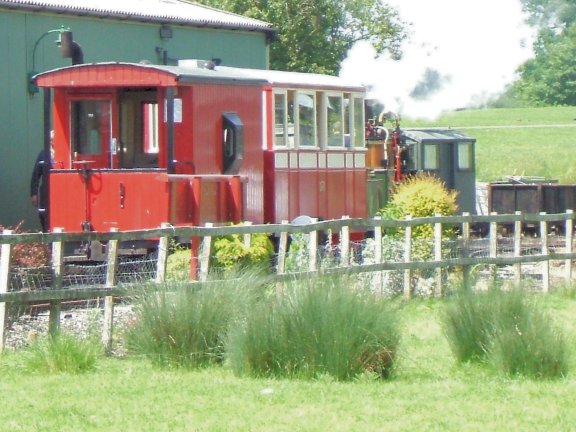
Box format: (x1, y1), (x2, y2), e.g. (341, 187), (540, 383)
(71, 98), (117, 168)
(118, 89), (159, 169)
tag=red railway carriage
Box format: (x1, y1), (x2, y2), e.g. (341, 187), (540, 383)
(34, 61), (367, 235)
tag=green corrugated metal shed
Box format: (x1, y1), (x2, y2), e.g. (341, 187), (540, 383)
(0, 0), (274, 230)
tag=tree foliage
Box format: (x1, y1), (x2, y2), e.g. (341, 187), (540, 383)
(513, 0), (576, 105)
(193, 0), (407, 74)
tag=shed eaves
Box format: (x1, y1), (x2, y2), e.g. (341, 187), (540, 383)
(0, 0), (274, 34)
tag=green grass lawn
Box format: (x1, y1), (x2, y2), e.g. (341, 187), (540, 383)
(403, 106), (576, 183)
(2, 291), (576, 431)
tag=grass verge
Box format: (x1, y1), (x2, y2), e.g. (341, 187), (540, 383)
(1, 290), (576, 430)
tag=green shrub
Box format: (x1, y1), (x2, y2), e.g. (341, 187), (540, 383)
(377, 173), (459, 287)
(21, 332), (101, 374)
(166, 248), (191, 281)
(212, 224), (275, 272)
(379, 173), (458, 239)
(442, 288), (569, 379)
(226, 276), (401, 381)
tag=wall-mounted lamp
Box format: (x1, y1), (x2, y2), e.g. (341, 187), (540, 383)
(57, 31), (84, 65)
(28, 27), (84, 94)
(28, 26), (70, 94)
(160, 24), (173, 39)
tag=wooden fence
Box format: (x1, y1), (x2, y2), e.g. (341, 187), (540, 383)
(1, 210), (576, 350)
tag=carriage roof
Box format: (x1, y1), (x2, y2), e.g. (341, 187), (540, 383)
(34, 61), (366, 93)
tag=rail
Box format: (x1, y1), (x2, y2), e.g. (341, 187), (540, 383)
(1, 209), (576, 350)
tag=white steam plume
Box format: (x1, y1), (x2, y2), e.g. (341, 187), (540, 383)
(340, 0), (536, 120)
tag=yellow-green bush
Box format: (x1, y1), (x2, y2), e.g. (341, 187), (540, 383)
(379, 173), (458, 239)
(213, 224), (275, 271)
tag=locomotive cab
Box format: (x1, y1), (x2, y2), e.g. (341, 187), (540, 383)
(364, 102), (476, 215)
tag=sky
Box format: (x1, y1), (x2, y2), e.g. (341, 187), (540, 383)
(340, 0), (537, 120)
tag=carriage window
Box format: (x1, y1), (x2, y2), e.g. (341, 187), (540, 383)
(274, 92), (287, 147)
(143, 103), (159, 154)
(423, 143), (439, 170)
(353, 96), (365, 148)
(71, 100), (110, 155)
(222, 112), (244, 174)
(458, 142), (473, 170)
(297, 91), (316, 147)
(344, 95), (351, 143)
(327, 94), (344, 147)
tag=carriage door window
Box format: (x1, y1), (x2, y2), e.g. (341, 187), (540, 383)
(143, 103), (159, 155)
(222, 112), (244, 174)
(119, 90), (159, 169)
(71, 99), (112, 168)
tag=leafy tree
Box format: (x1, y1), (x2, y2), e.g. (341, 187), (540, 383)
(511, 0), (576, 105)
(192, 0), (407, 74)
(520, 0), (576, 27)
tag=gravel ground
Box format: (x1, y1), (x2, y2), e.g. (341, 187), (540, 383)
(4, 303), (137, 354)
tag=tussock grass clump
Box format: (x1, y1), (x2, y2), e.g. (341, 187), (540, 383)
(226, 276), (401, 381)
(22, 332), (101, 374)
(126, 272), (267, 369)
(490, 299), (569, 379)
(443, 288), (569, 379)
(127, 284), (234, 368)
(442, 288), (495, 363)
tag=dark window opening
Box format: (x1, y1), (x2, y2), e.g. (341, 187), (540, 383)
(222, 112), (244, 174)
(119, 88), (159, 169)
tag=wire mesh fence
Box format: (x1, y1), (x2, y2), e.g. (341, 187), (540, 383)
(3, 214), (576, 352)
(9, 256), (158, 292)
(5, 233), (574, 295)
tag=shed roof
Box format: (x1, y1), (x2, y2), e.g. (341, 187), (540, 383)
(404, 128), (476, 143)
(0, 0), (274, 35)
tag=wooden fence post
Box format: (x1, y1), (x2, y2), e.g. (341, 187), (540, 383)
(373, 216), (383, 294)
(49, 227), (64, 336)
(199, 222), (213, 282)
(275, 221), (289, 297)
(489, 212), (498, 284)
(155, 222), (171, 284)
(243, 221), (252, 248)
(189, 236), (200, 281)
(102, 227), (119, 354)
(565, 209), (573, 282)
(308, 218), (318, 272)
(276, 221), (289, 275)
(403, 215), (412, 299)
(0, 229), (13, 350)
(540, 212), (549, 292)
(434, 214), (443, 296)
(340, 216), (350, 267)
(514, 211), (522, 285)
(461, 213), (471, 290)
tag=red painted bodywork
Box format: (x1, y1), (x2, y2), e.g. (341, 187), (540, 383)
(50, 170), (169, 231)
(35, 62), (367, 233)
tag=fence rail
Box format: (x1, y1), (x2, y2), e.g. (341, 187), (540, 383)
(2, 210), (576, 350)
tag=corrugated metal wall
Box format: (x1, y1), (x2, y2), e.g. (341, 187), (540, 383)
(0, 8), (269, 229)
